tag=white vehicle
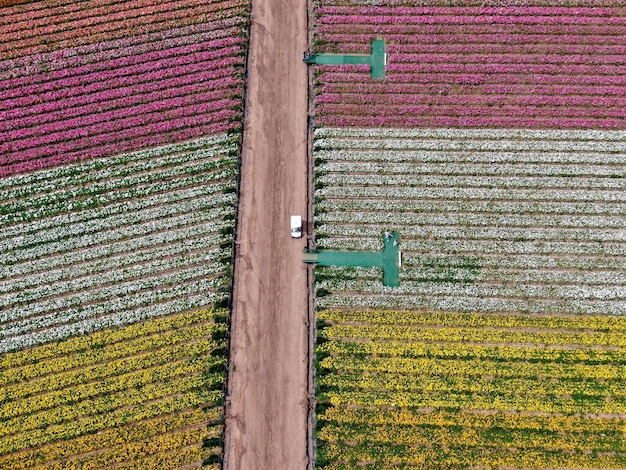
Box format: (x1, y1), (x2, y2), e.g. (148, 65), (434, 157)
(290, 215), (302, 238)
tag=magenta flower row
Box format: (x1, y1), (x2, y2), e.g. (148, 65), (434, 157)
(0, 38), (244, 94)
(0, 20), (245, 82)
(316, 6), (620, 17)
(0, 119), (234, 178)
(320, 114), (626, 130)
(1, 82), (242, 146)
(4, 73), (242, 130)
(317, 14), (626, 26)
(0, 97), (241, 166)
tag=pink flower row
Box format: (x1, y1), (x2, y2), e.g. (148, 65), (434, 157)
(316, 92), (626, 109)
(3, 72), (241, 127)
(316, 31), (626, 46)
(390, 53), (625, 66)
(388, 43), (626, 57)
(0, 99), (240, 168)
(1, 50), (242, 112)
(0, 95), (241, 161)
(320, 82), (626, 98)
(0, 119), (235, 178)
(316, 14), (626, 26)
(319, 69), (626, 87)
(316, 6), (620, 17)
(0, 20), (245, 81)
(319, 114), (626, 130)
(317, 103), (626, 120)
(1, 80), (242, 144)
(388, 62), (626, 77)
(0, 37), (243, 93)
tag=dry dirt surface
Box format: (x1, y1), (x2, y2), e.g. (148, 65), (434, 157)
(223, 0), (311, 469)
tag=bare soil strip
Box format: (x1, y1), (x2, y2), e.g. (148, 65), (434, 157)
(223, 0), (310, 468)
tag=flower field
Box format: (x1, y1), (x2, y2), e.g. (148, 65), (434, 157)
(0, 134), (238, 353)
(312, 1), (626, 129)
(0, 0), (249, 176)
(314, 127), (626, 315)
(0, 308), (227, 470)
(315, 308), (626, 468)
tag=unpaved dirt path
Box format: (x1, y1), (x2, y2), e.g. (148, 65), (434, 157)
(223, 0), (310, 468)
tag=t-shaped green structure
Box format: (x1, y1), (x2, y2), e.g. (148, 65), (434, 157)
(303, 232), (401, 287)
(303, 39), (386, 79)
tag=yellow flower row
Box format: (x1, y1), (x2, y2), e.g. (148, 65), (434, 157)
(0, 389), (222, 455)
(31, 425), (220, 470)
(318, 407), (626, 434)
(318, 338), (626, 364)
(321, 354), (626, 381)
(318, 421), (623, 453)
(1, 321), (225, 388)
(318, 309), (626, 333)
(0, 374), (213, 440)
(322, 323), (626, 348)
(324, 389), (626, 415)
(0, 408), (220, 469)
(0, 308), (221, 371)
(319, 441), (626, 468)
(0, 358), (222, 421)
(319, 370), (626, 399)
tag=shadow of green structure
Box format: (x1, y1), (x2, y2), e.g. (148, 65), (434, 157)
(303, 39), (386, 79)
(304, 232), (401, 287)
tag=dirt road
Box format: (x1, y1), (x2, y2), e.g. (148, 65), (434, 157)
(223, 0), (310, 468)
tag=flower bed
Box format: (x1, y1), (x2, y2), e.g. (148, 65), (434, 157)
(313, 127), (626, 315)
(315, 308), (626, 468)
(0, 134), (238, 352)
(0, 308), (227, 469)
(312, 1), (626, 129)
(0, 0), (249, 176)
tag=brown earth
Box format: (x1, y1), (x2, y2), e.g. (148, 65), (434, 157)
(222, 0), (311, 469)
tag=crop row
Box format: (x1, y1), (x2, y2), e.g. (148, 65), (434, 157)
(313, 127), (626, 316)
(312, 3), (626, 129)
(0, 135), (237, 352)
(0, 308), (227, 468)
(0, 0), (249, 60)
(315, 307), (626, 468)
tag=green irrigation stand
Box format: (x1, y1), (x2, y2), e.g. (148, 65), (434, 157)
(303, 39), (386, 79)
(303, 232), (401, 287)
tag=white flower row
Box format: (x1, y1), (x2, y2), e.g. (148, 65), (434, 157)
(317, 211), (624, 230)
(317, 185), (626, 203)
(314, 127), (626, 144)
(2, 191), (234, 254)
(319, 160), (624, 178)
(0, 293), (216, 354)
(3, 218), (228, 281)
(2, 182), (230, 240)
(315, 149), (624, 166)
(318, 173), (624, 191)
(0, 134), (235, 190)
(0, 144), (235, 204)
(0, 243), (225, 310)
(0, 233), (223, 295)
(3, 206), (227, 266)
(1, 264), (227, 337)
(317, 293), (626, 317)
(1, 164), (236, 226)
(317, 279), (626, 302)
(317, 198), (625, 217)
